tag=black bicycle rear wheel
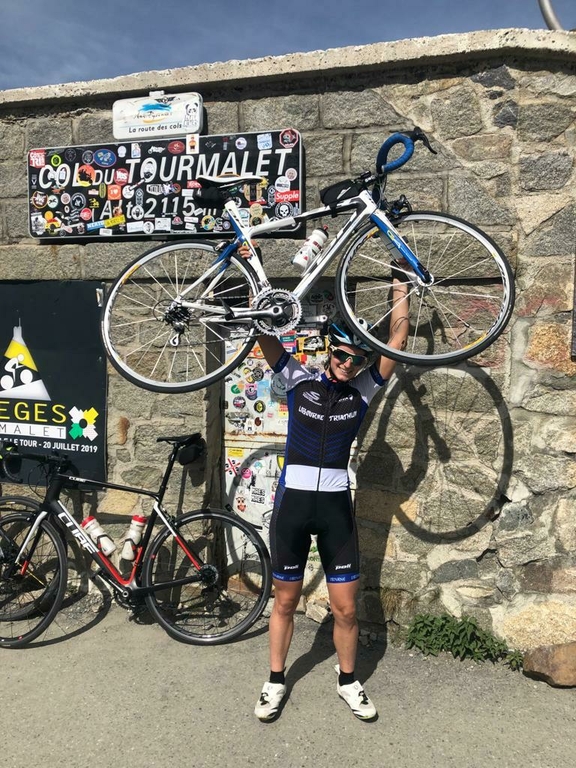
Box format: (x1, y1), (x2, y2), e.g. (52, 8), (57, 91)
(0, 512), (67, 648)
(142, 509), (271, 645)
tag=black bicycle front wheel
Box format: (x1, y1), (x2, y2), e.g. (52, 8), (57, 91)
(336, 212), (515, 366)
(101, 241), (260, 393)
(0, 512), (68, 648)
(142, 509), (272, 645)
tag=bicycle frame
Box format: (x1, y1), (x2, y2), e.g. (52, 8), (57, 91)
(175, 189), (430, 323)
(11, 445), (205, 600)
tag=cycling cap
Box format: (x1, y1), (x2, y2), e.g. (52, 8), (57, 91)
(328, 320), (372, 352)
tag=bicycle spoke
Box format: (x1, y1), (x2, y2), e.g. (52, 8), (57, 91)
(102, 243), (258, 392)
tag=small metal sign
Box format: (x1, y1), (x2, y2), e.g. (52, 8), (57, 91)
(112, 92), (203, 139)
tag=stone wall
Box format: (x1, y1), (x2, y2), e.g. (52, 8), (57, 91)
(1, 29), (575, 649)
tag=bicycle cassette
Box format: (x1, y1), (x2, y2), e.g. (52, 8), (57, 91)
(252, 289), (302, 336)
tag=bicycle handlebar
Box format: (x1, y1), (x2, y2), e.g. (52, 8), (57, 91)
(375, 128), (437, 175)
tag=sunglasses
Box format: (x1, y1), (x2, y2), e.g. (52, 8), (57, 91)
(331, 348), (367, 366)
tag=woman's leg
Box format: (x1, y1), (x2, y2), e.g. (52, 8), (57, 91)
(269, 577), (304, 671)
(327, 579), (360, 673)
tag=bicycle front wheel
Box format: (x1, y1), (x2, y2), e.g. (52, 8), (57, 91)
(142, 509), (272, 645)
(0, 512), (67, 648)
(336, 212), (515, 365)
(101, 241), (260, 392)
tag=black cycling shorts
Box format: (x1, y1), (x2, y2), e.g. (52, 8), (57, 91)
(270, 485), (359, 584)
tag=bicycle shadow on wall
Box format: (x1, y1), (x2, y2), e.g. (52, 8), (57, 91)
(353, 362), (514, 630)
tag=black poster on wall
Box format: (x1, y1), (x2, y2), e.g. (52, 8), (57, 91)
(0, 282), (107, 482)
(27, 128), (304, 241)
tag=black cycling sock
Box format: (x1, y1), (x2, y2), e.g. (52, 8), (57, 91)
(269, 669), (285, 685)
(339, 670), (355, 686)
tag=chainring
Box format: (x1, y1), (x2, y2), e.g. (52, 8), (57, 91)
(252, 289), (302, 336)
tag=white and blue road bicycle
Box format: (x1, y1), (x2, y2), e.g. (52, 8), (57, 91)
(101, 129), (515, 392)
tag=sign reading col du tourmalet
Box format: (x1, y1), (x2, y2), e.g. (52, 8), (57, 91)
(112, 92), (204, 139)
(27, 128), (304, 240)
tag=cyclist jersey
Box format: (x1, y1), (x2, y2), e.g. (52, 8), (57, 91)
(272, 350), (387, 492)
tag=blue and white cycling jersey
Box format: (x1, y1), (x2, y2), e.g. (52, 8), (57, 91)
(272, 350), (387, 492)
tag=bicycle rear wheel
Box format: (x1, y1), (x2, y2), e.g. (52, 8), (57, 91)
(336, 212), (515, 365)
(101, 241), (259, 393)
(143, 509), (271, 645)
(0, 512), (67, 648)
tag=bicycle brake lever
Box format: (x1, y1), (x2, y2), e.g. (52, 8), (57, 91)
(405, 127), (437, 155)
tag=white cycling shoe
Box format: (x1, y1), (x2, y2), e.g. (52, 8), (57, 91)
(335, 664), (377, 720)
(254, 681), (287, 721)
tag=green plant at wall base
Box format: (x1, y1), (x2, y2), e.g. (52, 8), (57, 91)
(405, 613), (523, 670)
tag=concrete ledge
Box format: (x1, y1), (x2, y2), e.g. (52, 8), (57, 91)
(1, 28), (575, 107)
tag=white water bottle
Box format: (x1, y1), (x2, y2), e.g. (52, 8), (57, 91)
(292, 226), (328, 272)
(121, 515), (147, 561)
(81, 516), (117, 556)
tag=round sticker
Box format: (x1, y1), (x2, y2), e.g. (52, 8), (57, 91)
(31, 191), (47, 208)
(122, 185), (135, 200)
(254, 400), (266, 414)
(50, 154), (62, 167)
(275, 176), (290, 193)
(143, 221), (155, 235)
(76, 164), (95, 186)
(61, 192), (71, 205)
(230, 384), (241, 394)
(65, 148), (77, 162)
(71, 193), (86, 209)
(168, 140), (186, 154)
(250, 203), (263, 217)
(286, 168), (298, 182)
(235, 137), (247, 150)
(131, 205), (144, 220)
(118, 145), (127, 158)
(233, 396), (246, 409)
(82, 150), (94, 164)
(275, 202), (294, 219)
(80, 208), (93, 221)
(241, 468), (252, 479)
(47, 195), (59, 209)
(252, 368), (264, 382)
(245, 384), (258, 401)
(201, 215), (216, 231)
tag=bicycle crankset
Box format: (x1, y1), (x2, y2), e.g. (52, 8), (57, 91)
(252, 289), (302, 336)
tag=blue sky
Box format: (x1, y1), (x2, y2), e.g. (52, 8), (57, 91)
(0, 0), (572, 91)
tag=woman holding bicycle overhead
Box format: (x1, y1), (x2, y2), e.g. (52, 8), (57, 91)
(244, 244), (410, 721)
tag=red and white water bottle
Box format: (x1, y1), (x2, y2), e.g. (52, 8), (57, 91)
(81, 516), (117, 557)
(121, 515), (147, 561)
(292, 226), (329, 272)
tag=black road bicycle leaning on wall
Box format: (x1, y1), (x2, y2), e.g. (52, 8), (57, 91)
(101, 129), (515, 393)
(0, 434), (272, 648)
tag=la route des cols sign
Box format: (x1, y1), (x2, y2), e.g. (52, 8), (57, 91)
(112, 92), (203, 140)
(27, 128), (304, 240)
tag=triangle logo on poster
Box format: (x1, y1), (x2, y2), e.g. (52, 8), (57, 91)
(0, 324), (51, 401)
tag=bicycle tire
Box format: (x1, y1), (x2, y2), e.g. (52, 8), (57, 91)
(336, 211), (515, 366)
(0, 512), (68, 648)
(101, 241), (260, 393)
(142, 509), (272, 645)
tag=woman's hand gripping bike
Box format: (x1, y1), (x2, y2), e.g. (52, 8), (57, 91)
(101, 129), (515, 393)
(0, 435), (271, 648)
